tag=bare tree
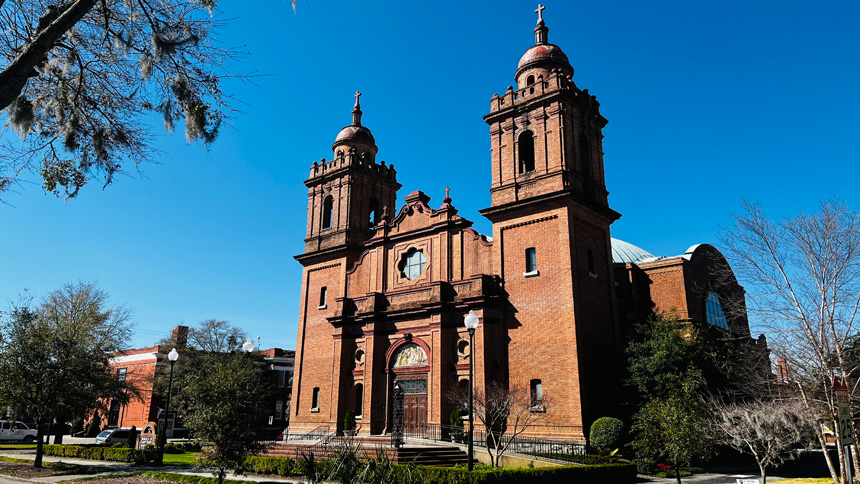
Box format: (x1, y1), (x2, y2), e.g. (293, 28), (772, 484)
(710, 398), (817, 484)
(0, 0), (295, 198)
(720, 199), (860, 484)
(450, 381), (548, 467)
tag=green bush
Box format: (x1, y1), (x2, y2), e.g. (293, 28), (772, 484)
(42, 444), (160, 465)
(140, 471), (250, 484)
(245, 456), (295, 477)
(163, 443), (184, 454)
(112, 442), (126, 448)
(85, 414), (101, 438)
(343, 409), (356, 431)
(450, 408), (465, 429)
(590, 417), (624, 449)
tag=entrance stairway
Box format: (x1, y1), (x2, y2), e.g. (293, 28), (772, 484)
(261, 437), (471, 467)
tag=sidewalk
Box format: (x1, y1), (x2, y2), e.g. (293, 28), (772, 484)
(0, 452), (304, 483)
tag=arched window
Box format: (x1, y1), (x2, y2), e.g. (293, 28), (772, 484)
(368, 197), (379, 229)
(526, 75), (535, 86)
(354, 384), (364, 417)
(579, 132), (592, 181)
(518, 131), (535, 173)
(458, 378), (470, 396)
(322, 196), (334, 229)
(705, 292), (729, 329)
(587, 249), (596, 275)
(311, 387), (320, 410)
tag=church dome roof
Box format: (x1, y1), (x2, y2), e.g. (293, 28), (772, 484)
(334, 125), (376, 146)
(611, 238), (656, 264)
(517, 43), (569, 71)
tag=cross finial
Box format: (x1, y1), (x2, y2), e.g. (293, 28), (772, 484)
(445, 187), (450, 198)
(535, 4), (545, 23)
(354, 90), (361, 109)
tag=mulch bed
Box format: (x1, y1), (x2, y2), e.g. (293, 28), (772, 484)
(0, 459), (61, 478)
(64, 478), (177, 484)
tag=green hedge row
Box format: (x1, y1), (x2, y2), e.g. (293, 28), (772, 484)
(245, 455), (636, 484)
(42, 444), (160, 464)
(522, 452), (607, 465)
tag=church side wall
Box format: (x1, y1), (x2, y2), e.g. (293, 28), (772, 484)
(495, 207), (585, 440)
(290, 263), (343, 432)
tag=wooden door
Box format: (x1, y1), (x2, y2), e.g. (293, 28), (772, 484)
(403, 394), (427, 434)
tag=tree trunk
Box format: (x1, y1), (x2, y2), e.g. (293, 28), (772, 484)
(0, 0), (98, 111)
(759, 462), (767, 484)
(34, 419), (45, 468)
(675, 466), (682, 484)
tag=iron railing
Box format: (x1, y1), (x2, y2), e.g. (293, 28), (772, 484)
(286, 425), (330, 441)
(400, 423), (588, 456)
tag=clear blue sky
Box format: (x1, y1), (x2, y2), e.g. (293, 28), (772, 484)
(2, 0), (858, 349)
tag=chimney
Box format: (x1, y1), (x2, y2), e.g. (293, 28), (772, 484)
(171, 325), (189, 347)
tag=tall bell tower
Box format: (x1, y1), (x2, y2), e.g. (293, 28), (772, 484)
(302, 92), (401, 257)
(480, 6), (621, 439)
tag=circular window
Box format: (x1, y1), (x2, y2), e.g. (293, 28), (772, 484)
(400, 248), (427, 280)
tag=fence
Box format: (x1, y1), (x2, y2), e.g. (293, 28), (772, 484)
(399, 423), (588, 456)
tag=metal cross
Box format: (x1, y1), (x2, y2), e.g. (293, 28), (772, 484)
(535, 4), (545, 22)
(354, 90), (361, 107)
(445, 187), (450, 198)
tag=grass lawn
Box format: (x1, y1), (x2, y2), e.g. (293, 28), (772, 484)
(773, 479), (834, 484)
(161, 452), (198, 466)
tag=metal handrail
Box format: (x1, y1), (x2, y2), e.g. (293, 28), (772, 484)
(287, 425), (330, 441)
(401, 422), (588, 456)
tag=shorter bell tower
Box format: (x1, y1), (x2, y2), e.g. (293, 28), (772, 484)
(302, 92), (401, 257)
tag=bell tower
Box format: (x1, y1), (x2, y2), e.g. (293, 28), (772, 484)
(482, 4), (611, 210)
(302, 92), (401, 257)
(480, 6), (621, 439)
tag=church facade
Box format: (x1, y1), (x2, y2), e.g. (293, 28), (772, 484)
(288, 8), (754, 442)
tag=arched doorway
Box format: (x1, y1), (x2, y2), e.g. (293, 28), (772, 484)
(388, 342), (430, 434)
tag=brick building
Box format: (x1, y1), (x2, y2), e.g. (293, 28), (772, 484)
(288, 8), (755, 441)
(105, 326), (295, 435)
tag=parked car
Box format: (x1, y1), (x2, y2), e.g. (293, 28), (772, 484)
(95, 429), (130, 445)
(0, 421), (37, 442)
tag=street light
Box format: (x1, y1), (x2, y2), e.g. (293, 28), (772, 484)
(463, 310), (480, 471)
(163, 348), (179, 447)
(242, 339), (255, 354)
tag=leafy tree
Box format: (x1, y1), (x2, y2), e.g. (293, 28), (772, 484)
(626, 314), (718, 482)
(632, 394), (712, 484)
(720, 199), (860, 484)
(174, 351), (272, 484)
(0, 0), (295, 198)
(0, 282), (134, 467)
(710, 399), (816, 484)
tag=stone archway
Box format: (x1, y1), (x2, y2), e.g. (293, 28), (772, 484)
(387, 341), (430, 434)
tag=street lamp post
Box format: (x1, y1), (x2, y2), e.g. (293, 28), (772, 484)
(463, 310), (480, 471)
(164, 348), (179, 439)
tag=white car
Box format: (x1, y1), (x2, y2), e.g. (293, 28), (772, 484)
(95, 429), (131, 445)
(0, 421), (37, 442)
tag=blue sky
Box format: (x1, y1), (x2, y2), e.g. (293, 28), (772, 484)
(2, 0), (858, 349)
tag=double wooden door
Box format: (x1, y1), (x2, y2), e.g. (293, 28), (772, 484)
(403, 394), (427, 433)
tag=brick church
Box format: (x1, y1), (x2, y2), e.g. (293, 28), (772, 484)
(288, 6), (756, 442)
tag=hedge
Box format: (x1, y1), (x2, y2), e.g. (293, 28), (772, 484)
(42, 444), (160, 464)
(244, 454), (637, 484)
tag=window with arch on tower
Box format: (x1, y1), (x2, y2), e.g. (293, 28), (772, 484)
(526, 74), (536, 94)
(322, 195), (334, 229)
(368, 197), (379, 229)
(518, 131), (535, 173)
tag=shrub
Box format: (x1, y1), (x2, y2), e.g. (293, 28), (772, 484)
(163, 443), (184, 454)
(590, 417), (624, 449)
(450, 408), (465, 429)
(343, 410), (356, 432)
(41, 444), (161, 464)
(85, 414), (101, 438)
(112, 442), (126, 448)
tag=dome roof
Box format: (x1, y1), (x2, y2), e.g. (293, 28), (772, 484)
(334, 125), (375, 146)
(517, 43), (569, 71)
(611, 238), (656, 264)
